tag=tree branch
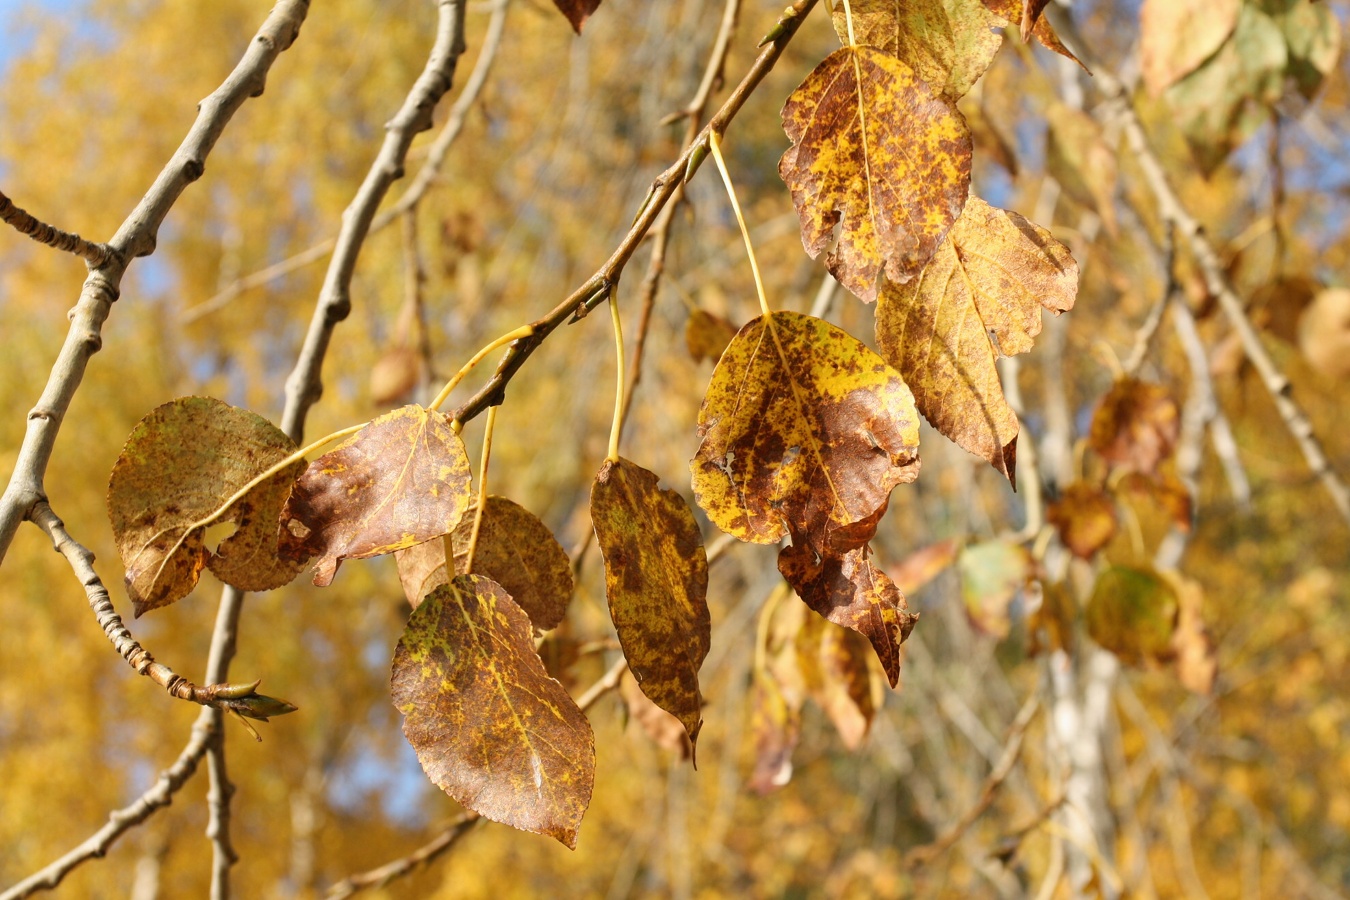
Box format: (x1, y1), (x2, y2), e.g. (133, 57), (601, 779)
(0, 189), (113, 266)
(0, 0), (311, 565)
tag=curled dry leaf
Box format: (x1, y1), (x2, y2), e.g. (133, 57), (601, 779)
(591, 457), (710, 749)
(876, 195), (1077, 484)
(391, 575), (594, 848)
(957, 539), (1034, 638)
(279, 405), (472, 586)
(981, 0), (1087, 70)
(1088, 378), (1179, 477)
(779, 45), (972, 302)
(1168, 571), (1217, 695)
(778, 540), (917, 688)
(830, 0), (1006, 101)
(108, 397), (306, 616)
(1047, 482), (1118, 559)
(394, 495), (573, 631)
(691, 311), (921, 556)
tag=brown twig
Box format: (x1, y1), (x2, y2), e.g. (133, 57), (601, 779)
(450, 0), (821, 425)
(0, 189), (114, 267)
(322, 656), (628, 899)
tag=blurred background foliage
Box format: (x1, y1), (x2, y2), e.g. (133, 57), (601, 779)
(1, 0), (1348, 897)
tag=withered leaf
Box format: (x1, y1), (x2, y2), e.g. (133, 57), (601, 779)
(369, 345), (423, 407)
(875, 195), (1077, 483)
(1088, 378), (1179, 476)
(1119, 471), (1193, 534)
(551, 0), (601, 33)
(685, 308), (740, 363)
(1047, 482), (1118, 559)
(591, 457), (710, 748)
(691, 311), (920, 555)
(797, 613), (877, 749)
(830, 0), (1006, 101)
(779, 45), (972, 302)
(280, 405), (472, 586)
(981, 0), (1087, 70)
(394, 495), (573, 631)
(1085, 566), (1178, 668)
(391, 575), (594, 848)
(750, 599), (807, 794)
(108, 397), (306, 616)
(888, 537), (959, 595)
(777, 540), (917, 688)
(958, 539), (1034, 638)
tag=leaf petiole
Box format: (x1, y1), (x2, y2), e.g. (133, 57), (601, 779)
(606, 291), (625, 463)
(429, 324), (535, 412)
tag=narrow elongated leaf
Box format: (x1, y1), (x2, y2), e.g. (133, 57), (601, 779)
(108, 397), (305, 616)
(591, 457), (710, 747)
(750, 600), (807, 794)
(391, 575), (594, 848)
(777, 540), (917, 687)
(394, 496), (572, 631)
(779, 45), (972, 301)
(831, 0), (1006, 100)
(876, 195), (1076, 483)
(280, 405), (472, 586)
(691, 311), (920, 555)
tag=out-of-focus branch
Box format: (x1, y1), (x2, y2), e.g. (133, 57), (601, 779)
(451, 0), (822, 425)
(0, 0), (310, 565)
(322, 656), (628, 899)
(0, 189), (113, 266)
(181, 0), (510, 325)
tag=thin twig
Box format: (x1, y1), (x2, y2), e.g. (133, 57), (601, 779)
(0, 189), (113, 266)
(0, 0), (311, 565)
(181, 0), (511, 325)
(323, 656), (628, 899)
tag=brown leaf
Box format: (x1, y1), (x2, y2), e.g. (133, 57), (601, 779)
(108, 397), (306, 616)
(1167, 572), (1217, 695)
(394, 496), (573, 631)
(280, 405), (472, 586)
(1140, 0), (1241, 96)
(1088, 378), (1179, 476)
(797, 613), (877, 749)
(691, 311), (921, 556)
(591, 457), (710, 748)
(1028, 579), (1075, 656)
(749, 671), (801, 794)
(1047, 482), (1118, 559)
(778, 540), (917, 688)
(981, 0), (1088, 70)
(1119, 471), (1193, 534)
(875, 195), (1076, 483)
(1085, 566), (1178, 667)
(830, 0), (1006, 101)
(779, 45), (972, 302)
(957, 539), (1034, 638)
(887, 538), (959, 595)
(391, 575), (594, 848)
(369, 345), (423, 406)
(619, 672), (692, 760)
(551, 0), (601, 33)
(684, 308), (740, 363)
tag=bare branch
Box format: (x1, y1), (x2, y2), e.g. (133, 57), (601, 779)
(0, 189), (113, 266)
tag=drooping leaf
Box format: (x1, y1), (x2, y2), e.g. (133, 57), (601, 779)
(279, 405), (472, 587)
(957, 539), (1034, 638)
(1085, 565), (1178, 667)
(391, 575), (595, 848)
(779, 45), (972, 302)
(551, 0), (601, 34)
(1140, 0), (1241, 96)
(750, 598), (807, 794)
(691, 311), (921, 555)
(981, 0), (1087, 69)
(797, 613), (877, 749)
(1047, 482), (1118, 559)
(394, 496), (573, 631)
(1088, 378), (1179, 476)
(830, 0), (1006, 101)
(1298, 287), (1350, 379)
(684, 308), (740, 363)
(875, 195), (1077, 483)
(619, 672), (692, 760)
(108, 397), (306, 616)
(777, 540), (917, 687)
(590, 457), (710, 748)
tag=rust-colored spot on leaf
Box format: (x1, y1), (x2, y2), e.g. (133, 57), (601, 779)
(1047, 482), (1118, 559)
(779, 45), (972, 302)
(691, 311), (921, 556)
(394, 495), (573, 631)
(876, 195), (1077, 484)
(1088, 378), (1179, 476)
(280, 405), (472, 586)
(107, 397), (306, 616)
(391, 575), (595, 848)
(591, 457), (710, 750)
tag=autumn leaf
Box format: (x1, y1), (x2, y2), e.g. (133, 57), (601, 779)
(1119, 471), (1193, 534)
(1169, 572), (1217, 695)
(1140, 0), (1241, 96)
(981, 0), (1087, 70)
(779, 45), (972, 302)
(875, 195), (1077, 483)
(796, 613), (877, 749)
(391, 575), (594, 848)
(1047, 482), (1118, 559)
(394, 495), (573, 631)
(1088, 378), (1179, 476)
(619, 673), (692, 760)
(777, 540), (917, 687)
(1085, 566), (1178, 667)
(887, 537), (959, 595)
(957, 539), (1034, 638)
(591, 457), (710, 748)
(750, 599), (807, 794)
(551, 0), (601, 34)
(684, 308), (740, 363)
(1045, 101), (1118, 235)
(691, 311), (920, 555)
(108, 397), (306, 616)
(279, 405), (472, 586)
(1028, 579), (1075, 656)
(829, 0), (1006, 101)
